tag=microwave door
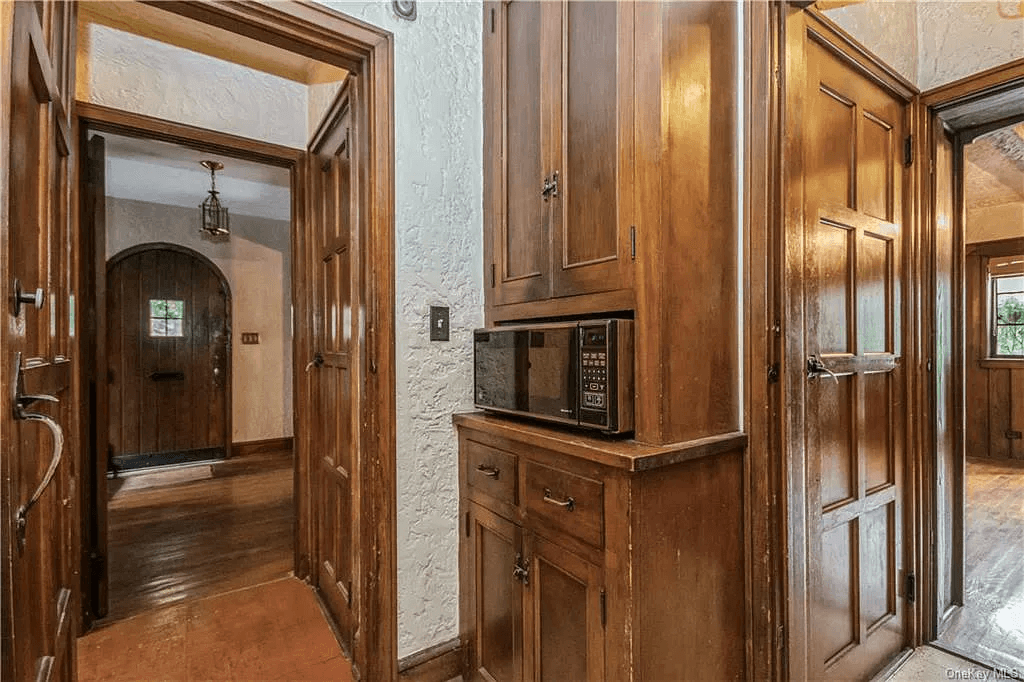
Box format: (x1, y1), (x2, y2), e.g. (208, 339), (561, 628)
(474, 330), (528, 412)
(524, 327), (577, 423)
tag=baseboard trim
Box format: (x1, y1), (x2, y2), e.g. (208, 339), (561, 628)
(398, 638), (463, 682)
(231, 437), (294, 457)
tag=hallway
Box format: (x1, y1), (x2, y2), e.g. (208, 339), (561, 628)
(78, 577), (354, 681)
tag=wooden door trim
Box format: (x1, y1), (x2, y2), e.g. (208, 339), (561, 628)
(914, 61), (1024, 647)
(779, 7), (919, 679)
(74, 3), (397, 677)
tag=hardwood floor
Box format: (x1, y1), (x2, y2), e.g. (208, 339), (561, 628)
(78, 577), (354, 681)
(936, 457), (1024, 672)
(102, 448), (294, 623)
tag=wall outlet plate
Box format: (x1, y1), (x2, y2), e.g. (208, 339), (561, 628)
(241, 332), (260, 345)
(429, 306), (449, 341)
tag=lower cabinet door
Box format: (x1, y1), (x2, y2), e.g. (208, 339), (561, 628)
(468, 502), (524, 682)
(524, 533), (605, 682)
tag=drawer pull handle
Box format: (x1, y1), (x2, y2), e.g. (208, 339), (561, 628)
(476, 465), (500, 479)
(542, 488), (575, 512)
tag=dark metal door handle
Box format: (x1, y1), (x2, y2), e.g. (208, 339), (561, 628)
(12, 279), (45, 316)
(542, 488), (575, 511)
(513, 553), (530, 585)
(305, 352), (325, 373)
(806, 354), (839, 384)
(476, 464), (500, 479)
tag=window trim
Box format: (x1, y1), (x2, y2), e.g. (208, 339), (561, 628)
(986, 255), (1024, 360)
(148, 298), (185, 338)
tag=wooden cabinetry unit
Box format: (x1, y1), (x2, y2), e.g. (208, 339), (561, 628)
(457, 413), (748, 681)
(484, 0), (635, 309)
(483, 1), (741, 446)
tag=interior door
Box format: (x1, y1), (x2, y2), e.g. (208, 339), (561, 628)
(793, 24), (910, 681)
(1, 2), (78, 680)
(308, 88), (359, 654)
(107, 246), (230, 471)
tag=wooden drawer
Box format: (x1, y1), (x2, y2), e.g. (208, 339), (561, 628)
(522, 460), (603, 548)
(464, 439), (517, 506)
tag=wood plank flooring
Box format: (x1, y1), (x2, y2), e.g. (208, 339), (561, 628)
(78, 577), (354, 681)
(102, 448), (294, 623)
(936, 457), (1024, 672)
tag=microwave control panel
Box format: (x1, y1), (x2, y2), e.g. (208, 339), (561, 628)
(581, 326), (608, 411)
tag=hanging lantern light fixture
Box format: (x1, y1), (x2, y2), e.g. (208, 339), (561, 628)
(199, 160), (229, 237)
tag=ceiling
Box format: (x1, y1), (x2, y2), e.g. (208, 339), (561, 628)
(966, 122), (1024, 211)
(101, 132), (291, 222)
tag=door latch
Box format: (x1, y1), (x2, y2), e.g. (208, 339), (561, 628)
(513, 553), (530, 585)
(541, 171), (559, 201)
(806, 354), (839, 384)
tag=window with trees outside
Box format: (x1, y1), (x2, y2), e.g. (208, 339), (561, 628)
(989, 255), (1024, 358)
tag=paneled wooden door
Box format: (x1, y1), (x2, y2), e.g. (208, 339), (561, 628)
(1, 2), (79, 680)
(308, 89), (359, 655)
(107, 245), (230, 471)
(787, 19), (912, 681)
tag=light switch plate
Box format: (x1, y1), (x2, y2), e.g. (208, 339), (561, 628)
(429, 306), (449, 341)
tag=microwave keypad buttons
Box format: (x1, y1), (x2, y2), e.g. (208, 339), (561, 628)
(582, 351), (607, 409)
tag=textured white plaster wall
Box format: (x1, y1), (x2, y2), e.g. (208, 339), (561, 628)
(917, 2), (1024, 91)
(313, 0), (483, 659)
(106, 197), (294, 443)
(824, 1), (1024, 91)
(77, 24), (308, 148)
(824, 1), (918, 84)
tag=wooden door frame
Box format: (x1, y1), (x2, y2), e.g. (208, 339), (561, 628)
(773, 7), (919, 680)
(915, 58), (1024, 647)
(105, 241), (233, 466)
(73, 3), (397, 678)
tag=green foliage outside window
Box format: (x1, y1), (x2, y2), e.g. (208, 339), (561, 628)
(992, 275), (1024, 357)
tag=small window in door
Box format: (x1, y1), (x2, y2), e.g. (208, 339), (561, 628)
(149, 299), (184, 337)
(989, 256), (1024, 358)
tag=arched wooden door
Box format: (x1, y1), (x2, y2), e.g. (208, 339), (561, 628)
(107, 244), (231, 471)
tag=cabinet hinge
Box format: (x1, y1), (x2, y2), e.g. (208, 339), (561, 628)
(905, 572), (916, 603)
(1007, 430), (1023, 440)
(630, 226), (636, 260)
(490, 263), (496, 288)
(490, 7), (495, 33)
(903, 135), (913, 167)
(767, 363), (780, 384)
(600, 589), (607, 627)
(465, 511), (470, 537)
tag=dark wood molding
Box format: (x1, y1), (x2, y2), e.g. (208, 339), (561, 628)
(232, 437), (294, 457)
(966, 237), (1024, 257)
(74, 101), (303, 167)
(922, 58), (1024, 109)
(397, 639), (463, 682)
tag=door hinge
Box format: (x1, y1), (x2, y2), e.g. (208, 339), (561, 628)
(905, 572), (916, 603)
(490, 263), (496, 288)
(903, 135), (913, 167)
(630, 226), (636, 260)
(465, 511), (470, 537)
(490, 7), (495, 33)
(345, 128), (351, 160)
(767, 363), (780, 384)
(347, 581), (352, 606)
(600, 589), (607, 627)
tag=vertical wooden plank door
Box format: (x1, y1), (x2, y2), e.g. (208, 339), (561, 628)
(797, 27), (910, 681)
(308, 91), (359, 655)
(1, 2), (78, 680)
(106, 246), (230, 471)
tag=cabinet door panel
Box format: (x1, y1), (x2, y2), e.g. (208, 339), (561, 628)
(524, 533), (604, 682)
(551, 0), (633, 298)
(469, 503), (523, 682)
(492, 0), (549, 305)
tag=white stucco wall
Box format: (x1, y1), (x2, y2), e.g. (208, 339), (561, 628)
(77, 23), (308, 148)
(825, 1), (1024, 91)
(106, 197), (294, 444)
(312, 0), (483, 659)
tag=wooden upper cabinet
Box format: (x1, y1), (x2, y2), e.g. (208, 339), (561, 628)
(485, 0), (634, 309)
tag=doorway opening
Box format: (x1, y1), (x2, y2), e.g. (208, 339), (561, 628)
(935, 118), (1024, 671)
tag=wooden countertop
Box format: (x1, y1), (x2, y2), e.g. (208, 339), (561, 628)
(453, 412), (747, 472)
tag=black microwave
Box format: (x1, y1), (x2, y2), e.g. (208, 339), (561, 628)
(473, 319), (634, 434)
